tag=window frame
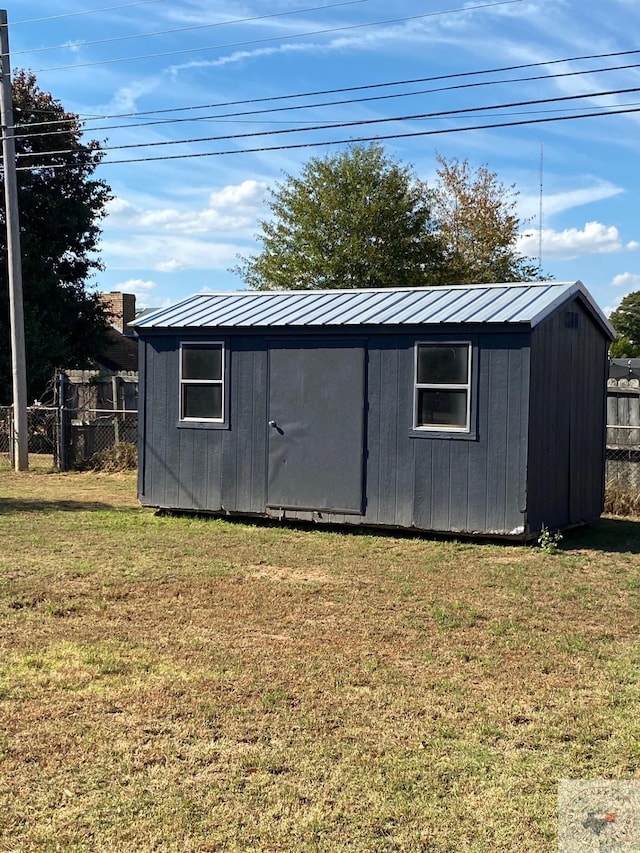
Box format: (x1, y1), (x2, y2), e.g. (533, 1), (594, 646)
(179, 340), (227, 425)
(412, 341), (473, 434)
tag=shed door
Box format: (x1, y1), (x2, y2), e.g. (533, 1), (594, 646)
(267, 340), (365, 513)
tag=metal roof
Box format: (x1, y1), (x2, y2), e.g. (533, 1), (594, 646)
(133, 281), (615, 338)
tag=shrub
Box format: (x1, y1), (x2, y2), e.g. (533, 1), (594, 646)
(83, 441), (137, 472)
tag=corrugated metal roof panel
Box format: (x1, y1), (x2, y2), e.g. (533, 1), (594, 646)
(133, 282), (615, 338)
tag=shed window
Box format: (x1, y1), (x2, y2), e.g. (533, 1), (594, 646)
(180, 343), (224, 421)
(414, 343), (471, 431)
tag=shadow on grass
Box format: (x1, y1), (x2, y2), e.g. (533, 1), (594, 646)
(0, 497), (114, 514)
(158, 508), (640, 553)
(563, 516), (640, 554)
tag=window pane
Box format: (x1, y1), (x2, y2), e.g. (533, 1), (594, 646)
(417, 389), (468, 428)
(182, 346), (222, 380)
(417, 345), (468, 385)
(183, 384), (222, 420)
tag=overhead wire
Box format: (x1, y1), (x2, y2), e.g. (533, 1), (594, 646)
(15, 86), (640, 158)
(59, 105), (640, 168)
(13, 0), (170, 26)
(13, 0), (374, 54)
(13, 61), (640, 142)
(14, 47), (640, 134)
(13, 89), (640, 164)
(29, 0), (525, 74)
(6, 10), (639, 171)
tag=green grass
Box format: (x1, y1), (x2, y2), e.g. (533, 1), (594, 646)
(0, 466), (639, 851)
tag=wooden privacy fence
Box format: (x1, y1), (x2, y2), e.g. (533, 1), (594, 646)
(607, 368), (640, 493)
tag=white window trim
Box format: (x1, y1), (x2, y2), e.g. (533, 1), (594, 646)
(413, 341), (472, 433)
(179, 340), (225, 423)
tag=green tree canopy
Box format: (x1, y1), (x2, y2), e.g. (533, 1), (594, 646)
(235, 144), (545, 292)
(0, 71), (112, 402)
(609, 292), (640, 357)
(235, 144), (443, 290)
(423, 153), (542, 284)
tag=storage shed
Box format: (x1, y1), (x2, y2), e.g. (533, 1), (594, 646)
(133, 281), (614, 539)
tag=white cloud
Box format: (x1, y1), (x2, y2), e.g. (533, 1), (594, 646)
(518, 183), (624, 221)
(603, 273), (640, 315)
(106, 278), (158, 310)
(209, 180), (267, 208)
(101, 235), (242, 271)
(102, 78), (161, 115)
(611, 272), (640, 289)
(155, 259), (186, 273)
(518, 221), (640, 260)
(105, 180), (268, 236)
(106, 196), (136, 217)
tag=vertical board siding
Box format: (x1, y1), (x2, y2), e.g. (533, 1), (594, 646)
(484, 347), (510, 534)
(363, 342), (382, 524)
(466, 345), (490, 535)
(222, 338), (266, 512)
(394, 339), (417, 528)
(569, 307), (608, 524)
(375, 339), (403, 525)
(411, 437), (433, 530)
(528, 298), (608, 532)
(447, 439), (470, 533)
(137, 340), (147, 501)
(527, 314), (568, 530)
(607, 390), (640, 448)
(377, 331), (528, 536)
(138, 309), (604, 535)
(140, 328), (530, 534)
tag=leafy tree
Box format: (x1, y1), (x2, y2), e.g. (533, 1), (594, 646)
(609, 292), (640, 357)
(422, 153), (542, 284)
(235, 144), (443, 290)
(235, 145), (545, 292)
(0, 71), (112, 402)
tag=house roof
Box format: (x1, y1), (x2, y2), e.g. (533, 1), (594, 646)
(133, 281), (615, 339)
(98, 327), (139, 372)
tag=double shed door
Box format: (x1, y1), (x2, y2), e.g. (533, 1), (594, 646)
(266, 339), (365, 514)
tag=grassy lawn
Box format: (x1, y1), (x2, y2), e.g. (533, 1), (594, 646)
(0, 464), (639, 852)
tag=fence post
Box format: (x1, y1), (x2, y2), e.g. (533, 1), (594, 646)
(56, 371), (68, 471)
(8, 405), (14, 468)
(111, 375), (121, 447)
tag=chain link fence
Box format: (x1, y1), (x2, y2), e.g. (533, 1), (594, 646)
(0, 405), (58, 467)
(0, 404), (138, 471)
(0, 371), (138, 471)
(605, 443), (640, 516)
(606, 376), (640, 514)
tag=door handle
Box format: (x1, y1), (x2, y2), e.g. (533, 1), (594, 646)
(268, 419), (277, 428)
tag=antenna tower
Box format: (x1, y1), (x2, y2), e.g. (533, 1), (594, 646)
(538, 143), (544, 275)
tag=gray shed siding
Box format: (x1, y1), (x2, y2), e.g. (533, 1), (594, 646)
(138, 326), (532, 536)
(526, 295), (609, 531)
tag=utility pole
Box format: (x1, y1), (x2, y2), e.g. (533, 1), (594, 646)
(0, 9), (28, 471)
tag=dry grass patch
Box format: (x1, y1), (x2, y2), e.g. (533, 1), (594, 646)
(0, 468), (639, 851)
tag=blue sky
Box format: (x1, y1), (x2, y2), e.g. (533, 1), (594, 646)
(7, 0), (640, 315)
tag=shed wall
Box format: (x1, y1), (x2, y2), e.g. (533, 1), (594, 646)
(139, 327), (531, 536)
(527, 296), (608, 531)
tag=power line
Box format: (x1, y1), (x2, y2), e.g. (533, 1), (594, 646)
(18, 88), (640, 157)
(30, 0), (525, 74)
(87, 105), (640, 166)
(13, 0), (169, 26)
(16, 47), (640, 133)
(15, 89), (640, 162)
(13, 0), (373, 55)
(15, 61), (640, 143)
